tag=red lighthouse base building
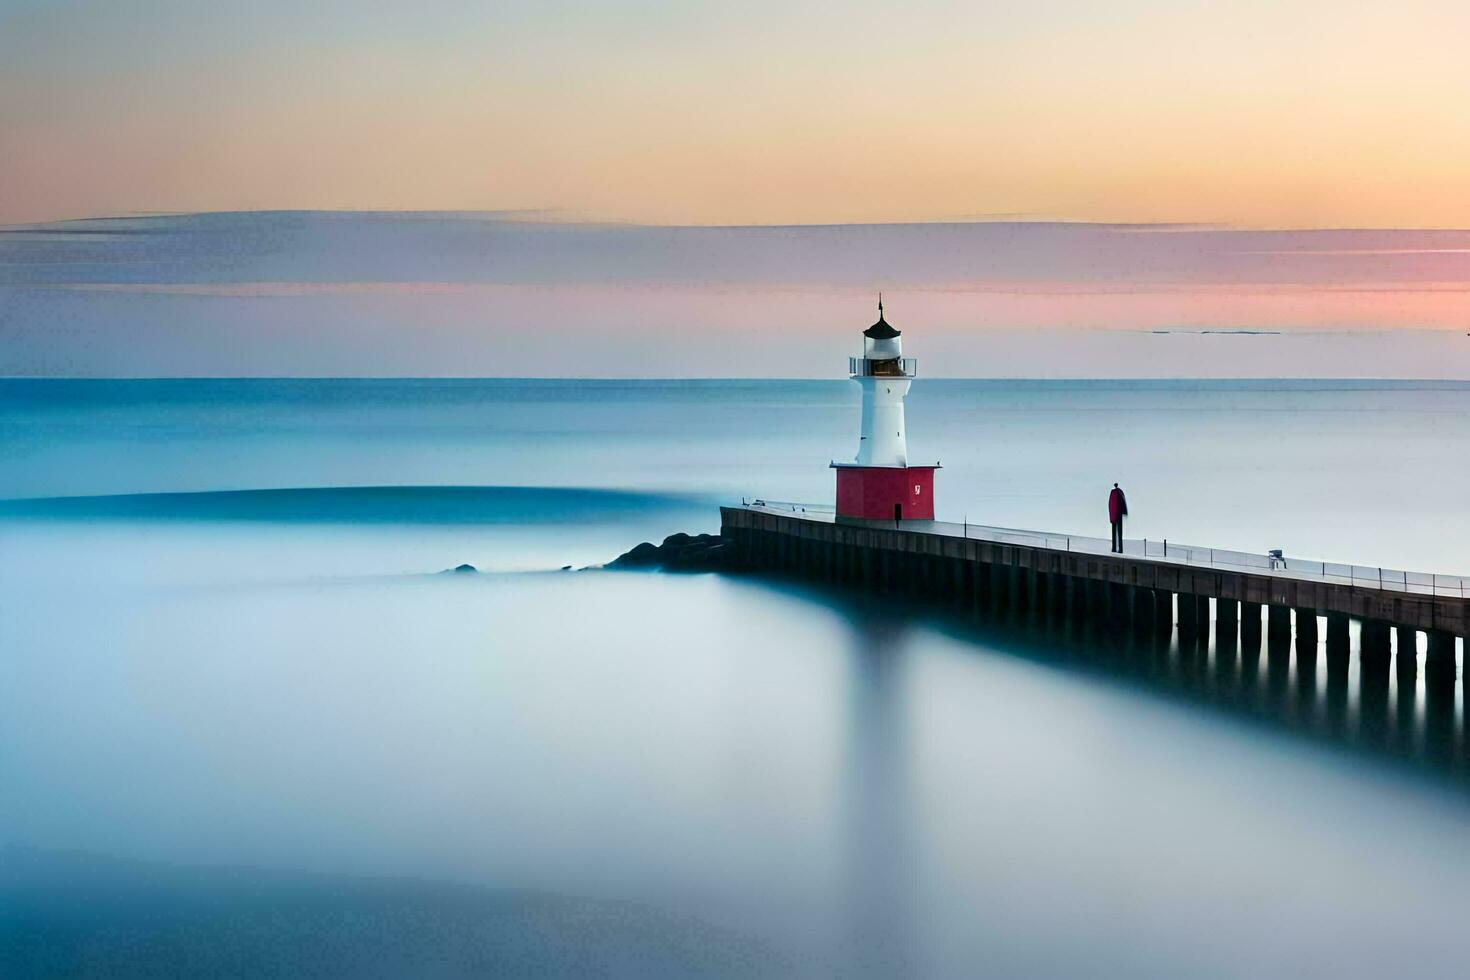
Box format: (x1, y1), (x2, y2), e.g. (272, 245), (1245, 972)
(833, 464), (938, 521)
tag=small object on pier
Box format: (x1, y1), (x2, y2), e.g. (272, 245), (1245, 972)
(1267, 549), (1287, 570)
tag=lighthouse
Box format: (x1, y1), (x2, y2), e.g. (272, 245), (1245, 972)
(832, 298), (938, 521)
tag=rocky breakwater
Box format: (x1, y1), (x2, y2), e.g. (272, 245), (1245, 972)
(608, 532), (729, 572)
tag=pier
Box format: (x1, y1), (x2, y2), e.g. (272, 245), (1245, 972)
(716, 308), (1467, 741)
(720, 503), (1466, 686)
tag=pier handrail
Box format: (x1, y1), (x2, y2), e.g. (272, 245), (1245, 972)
(740, 497), (836, 515)
(736, 500), (1469, 597)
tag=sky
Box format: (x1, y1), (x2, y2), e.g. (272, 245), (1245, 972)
(1, 2), (1468, 376)
(4, 0), (1470, 228)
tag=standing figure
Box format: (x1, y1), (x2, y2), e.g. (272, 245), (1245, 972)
(1108, 483), (1128, 553)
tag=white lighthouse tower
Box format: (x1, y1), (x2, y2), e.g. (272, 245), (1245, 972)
(853, 295), (911, 466)
(832, 298), (938, 521)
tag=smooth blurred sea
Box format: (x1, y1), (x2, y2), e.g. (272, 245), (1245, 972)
(3, 378), (1469, 978)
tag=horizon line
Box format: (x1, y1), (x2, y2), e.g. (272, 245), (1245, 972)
(7, 376), (1470, 385)
(7, 208), (1470, 236)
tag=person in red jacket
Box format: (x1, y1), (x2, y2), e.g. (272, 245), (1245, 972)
(1108, 483), (1128, 553)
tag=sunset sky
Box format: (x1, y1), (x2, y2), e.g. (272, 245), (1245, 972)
(4, 0), (1470, 227)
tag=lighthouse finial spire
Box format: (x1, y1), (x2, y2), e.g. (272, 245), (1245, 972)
(878, 292), (883, 318)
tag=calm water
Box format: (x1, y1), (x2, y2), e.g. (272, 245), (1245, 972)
(3, 379), (1469, 977)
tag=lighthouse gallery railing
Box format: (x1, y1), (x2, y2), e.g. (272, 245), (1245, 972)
(849, 357), (917, 378)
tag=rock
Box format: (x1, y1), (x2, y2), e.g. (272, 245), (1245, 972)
(561, 565), (572, 571)
(441, 563), (478, 574)
(663, 542), (727, 571)
(607, 541), (661, 568)
(608, 532), (728, 572)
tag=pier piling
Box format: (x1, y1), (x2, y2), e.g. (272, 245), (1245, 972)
(1240, 602), (1263, 653)
(1395, 625), (1418, 679)
(1152, 589), (1174, 637)
(1426, 630), (1456, 681)
(1267, 604), (1291, 642)
(1215, 597), (1238, 644)
(1326, 613), (1350, 661)
(1294, 608), (1318, 655)
(1178, 591), (1200, 636)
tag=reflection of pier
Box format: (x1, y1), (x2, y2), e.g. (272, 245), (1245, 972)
(722, 504), (1466, 769)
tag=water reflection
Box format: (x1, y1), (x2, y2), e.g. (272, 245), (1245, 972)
(1324, 646), (1350, 738)
(842, 614), (917, 976)
(803, 572), (1468, 788)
